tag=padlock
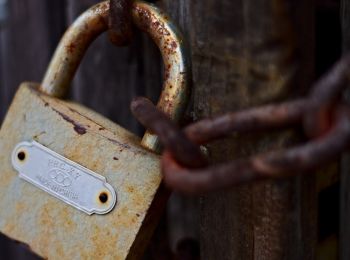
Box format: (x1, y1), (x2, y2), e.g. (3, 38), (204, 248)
(0, 1), (190, 259)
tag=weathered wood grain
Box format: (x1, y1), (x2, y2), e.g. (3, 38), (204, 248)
(162, 0), (317, 259)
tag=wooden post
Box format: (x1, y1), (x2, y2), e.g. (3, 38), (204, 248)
(162, 0), (316, 259)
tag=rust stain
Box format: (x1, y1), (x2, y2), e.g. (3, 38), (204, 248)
(171, 41), (177, 49)
(0, 0), (189, 257)
(47, 99), (146, 156)
(15, 202), (26, 215)
(86, 224), (120, 259)
(33, 131), (47, 140)
(52, 108), (87, 135)
(4, 221), (16, 234)
(66, 144), (101, 172)
(65, 43), (77, 54)
(37, 94), (146, 155)
(107, 138), (131, 151)
(127, 186), (135, 193)
(57, 207), (77, 231)
(36, 203), (56, 256)
(68, 107), (108, 130)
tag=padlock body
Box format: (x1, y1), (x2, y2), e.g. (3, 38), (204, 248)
(0, 83), (162, 259)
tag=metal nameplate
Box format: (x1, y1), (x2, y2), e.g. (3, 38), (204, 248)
(11, 141), (117, 215)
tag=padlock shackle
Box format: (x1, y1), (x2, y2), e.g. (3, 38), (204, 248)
(40, 0), (191, 152)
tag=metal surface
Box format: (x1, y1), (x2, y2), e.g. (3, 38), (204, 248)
(0, 2), (190, 258)
(131, 55), (350, 194)
(0, 83), (162, 259)
(162, 107), (350, 194)
(108, 0), (133, 45)
(184, 99), (308, 145)
(131, 97), (206, 168)
(40, 0), (190, 152)
(12, 141), (117, 215)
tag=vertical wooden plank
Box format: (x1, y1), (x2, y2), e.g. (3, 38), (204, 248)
(166, 194), (199, 251)
(162, 0), (316, 259)
(197, 1), (316, 259)
(0, 0), (66, 120)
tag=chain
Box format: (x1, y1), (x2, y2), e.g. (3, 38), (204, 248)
(108, 1), (350, 194)
(131, 55), (350, 194)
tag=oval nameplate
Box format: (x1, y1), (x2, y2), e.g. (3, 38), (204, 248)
(11, 141), (117, 215)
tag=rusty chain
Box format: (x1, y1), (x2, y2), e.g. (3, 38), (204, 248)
(109, 1), (350, 194)
(131, 55), (350, 194)
(108, 0), (133, 46)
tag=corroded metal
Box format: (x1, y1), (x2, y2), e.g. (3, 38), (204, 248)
(184, 99), (308, 145)
(131, 97), (207, 168)
(108, 0), (133, 45)
(162, 107), (350, 194)
(131, 3), (190, 151)
(131, 55), (350, 194)
(0, 1), (190, 259)
(40, 0), (190, 152)
(0, 83), (162, 259)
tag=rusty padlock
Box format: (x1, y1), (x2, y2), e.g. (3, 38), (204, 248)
(0, 1), (190, 259)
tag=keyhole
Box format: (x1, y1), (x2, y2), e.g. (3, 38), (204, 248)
(99, 192), (108, 203)
(17, 151), (26, 161)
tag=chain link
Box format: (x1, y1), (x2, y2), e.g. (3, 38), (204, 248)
(131, 55), (350, 194)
